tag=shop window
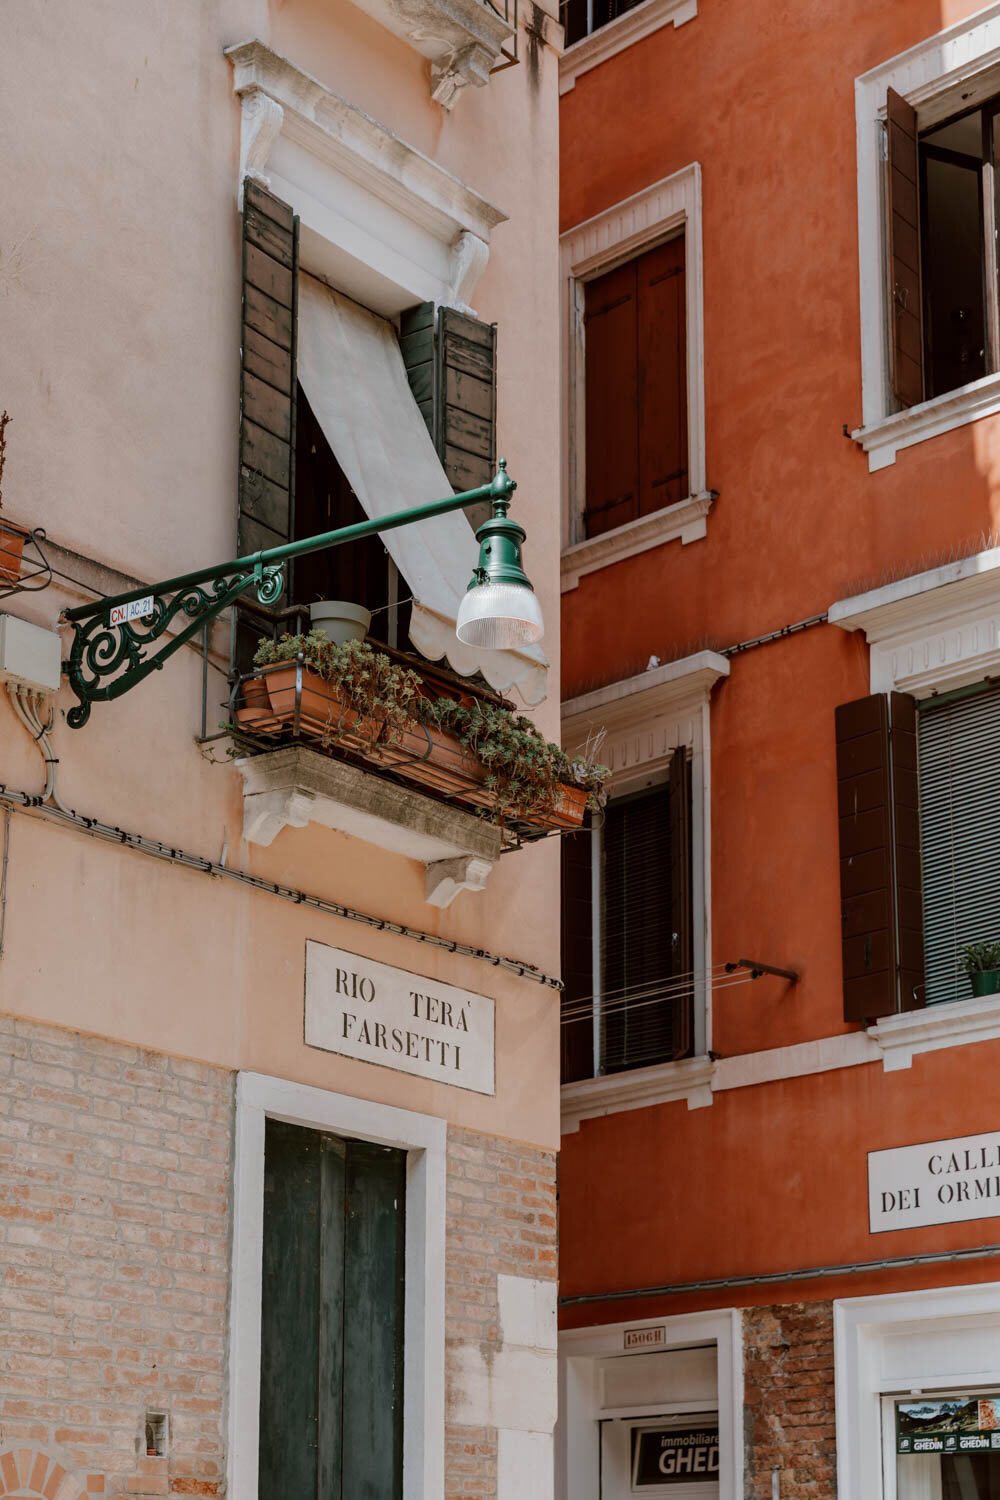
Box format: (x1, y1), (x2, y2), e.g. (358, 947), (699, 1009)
(560, 754), (693, 1083)
(887, 91), (1000, 409)
(581, 236), (687, 541)
(259, 1118), (406, 1499)
(891, 1392), (1000, 1499)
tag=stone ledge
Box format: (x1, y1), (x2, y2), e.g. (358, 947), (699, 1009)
(237, 745), (500, 906)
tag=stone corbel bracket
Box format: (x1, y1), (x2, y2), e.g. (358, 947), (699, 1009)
(237, 88), (284, 207)
(447, 229), (490, 313)
(237, 746), (500, 908)
(431, 42), (496, 110)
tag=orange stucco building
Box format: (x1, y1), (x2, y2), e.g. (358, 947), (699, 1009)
(556, 2), (1000, 1497)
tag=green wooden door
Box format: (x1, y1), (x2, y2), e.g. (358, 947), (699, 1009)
(259, 1119), (406, 1499)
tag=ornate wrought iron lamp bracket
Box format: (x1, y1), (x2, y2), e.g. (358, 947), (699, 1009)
(61, 463), (517, 729)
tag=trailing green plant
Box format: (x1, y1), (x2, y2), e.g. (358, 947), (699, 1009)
(959, 940), (1000, 974)
(253, 632), (423, 745)
(417, 695), (607, 823)
(250, 635), (608, 823)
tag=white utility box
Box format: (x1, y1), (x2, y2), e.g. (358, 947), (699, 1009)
(0, 613), (62, 694)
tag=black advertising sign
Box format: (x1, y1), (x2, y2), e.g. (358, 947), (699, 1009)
(896, 1396), (1000, 1455)
(632, 1425), (720, 1486)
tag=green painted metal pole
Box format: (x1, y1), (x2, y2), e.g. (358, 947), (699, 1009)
(64, 465), (516, 624)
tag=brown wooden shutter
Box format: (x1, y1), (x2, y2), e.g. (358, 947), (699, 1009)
(234, 179), (298, 672)
(835, 692), (925, 1022)
(887, 88), (924, 408)
(584, 259), (639, 539)
(638, 235), (688, 516)
(669, 747), (694, 1058)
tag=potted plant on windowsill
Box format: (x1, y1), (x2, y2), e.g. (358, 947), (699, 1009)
(959, 941), (1000, 998)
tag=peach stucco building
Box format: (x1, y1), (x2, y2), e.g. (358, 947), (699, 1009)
(0, 0), (563, 1496)
(556, 2), (1000, 1498)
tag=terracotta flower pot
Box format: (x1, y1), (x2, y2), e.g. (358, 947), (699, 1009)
(262, 665), (383, 751)
(522, 782), (589, 830)
(235, 676), (280, 731)
(0, 520), (27, 584)
(375, 721), (488, 796)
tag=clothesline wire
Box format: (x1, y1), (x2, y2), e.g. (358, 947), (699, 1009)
(560, 970), (755, 1026)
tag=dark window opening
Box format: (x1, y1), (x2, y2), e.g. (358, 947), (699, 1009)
(920, 108), (990, 399)
(562, 0), (647, 48)
(560, 764), (694, 1084)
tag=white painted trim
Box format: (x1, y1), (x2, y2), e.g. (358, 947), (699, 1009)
(560, 166), (709, 560)
(560, 493), (713, 591)
(559, 0), (696, 96)
(561, 1054), (716, 1133)
(853, 5), (1000, 470)
(225, 41), (504, 315)
(562, 653), (726, 1069)
(829, 545), (1000, 696)
(227, 1071), (447, 1500)
(557, 1311), (743, 1500)
(869, 992), (1000, 1070)
(714, 1029), (879, 1090)
(835, 1281), (1000, 1500)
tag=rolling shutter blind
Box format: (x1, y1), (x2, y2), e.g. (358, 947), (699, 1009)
(835, 692), (924, 1021)
(259, 1120), (405, 1500)
(560, 829), (595, 1084)
(583, 236), (688, 539)
(918, 684), (1000, 1005)
(399, 302), (497, 531)
(603, 772), (692, 1073)
(234, 179), (299, 672)
(887, 88), (924, 408)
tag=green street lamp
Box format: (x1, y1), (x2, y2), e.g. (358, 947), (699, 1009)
(456, 479), (544, 651)
(61, 460), (542, 728)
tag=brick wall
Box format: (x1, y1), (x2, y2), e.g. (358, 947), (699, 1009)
(444, 1127), (558, 1500)
(743, 1302), (837, 1500)
(0, 1015), (233, 1500)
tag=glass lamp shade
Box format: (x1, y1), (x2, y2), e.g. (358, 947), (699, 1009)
(455, 580), (545, 650)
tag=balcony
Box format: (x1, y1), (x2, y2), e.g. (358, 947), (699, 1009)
(228, 634), (598, 907)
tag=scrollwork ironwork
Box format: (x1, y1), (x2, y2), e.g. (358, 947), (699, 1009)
(65, 566), (284, 729)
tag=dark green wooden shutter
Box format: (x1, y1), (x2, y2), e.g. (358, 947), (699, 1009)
(400, 302), (497, 530)
(234, 179), (299, 672)
(835, 692), (924, 1022)
(560, 828), (595, 1085)
(887, 88), (924, 408)
(259, 1119), (405, 1500)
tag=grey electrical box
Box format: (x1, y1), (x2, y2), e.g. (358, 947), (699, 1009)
(0, 614), (62, 694)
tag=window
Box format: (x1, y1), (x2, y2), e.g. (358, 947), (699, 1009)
(259, 1118), (406, 1498)
(892, 1391), (1000, 1499)
(888, 90), (1000, 409)
(917, 685), (1000, 1007)
(562, 0), (645, 48)
(581, 236), (687, 541)
(560, 755), (693, 1084)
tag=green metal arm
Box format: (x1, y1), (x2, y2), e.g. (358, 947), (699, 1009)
(62, 462), (516, 728)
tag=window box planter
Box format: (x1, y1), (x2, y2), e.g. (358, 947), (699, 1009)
(0, 519), (28, 584)
(235, 667), (592, 833)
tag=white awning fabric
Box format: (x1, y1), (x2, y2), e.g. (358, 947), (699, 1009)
(296, 274), (548, 705)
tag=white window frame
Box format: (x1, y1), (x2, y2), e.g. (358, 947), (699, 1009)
(560, 164), (711, 592)
(829, 546), (1000, 1068)
(560, 651), (728, 1129)
(227, 1070), (447, 1500)
(834, 1281), (1000, 1500)
(557, 1310), (743, 1500)
(853, 3), (1000, 471)
(559, 0), (697, 98)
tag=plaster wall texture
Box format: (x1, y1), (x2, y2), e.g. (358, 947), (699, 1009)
(0, 0), (563, 1149)
(557, 0), (1000, 1320)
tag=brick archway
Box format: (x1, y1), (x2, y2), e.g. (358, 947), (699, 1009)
(0, 1447), (98, 1500)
